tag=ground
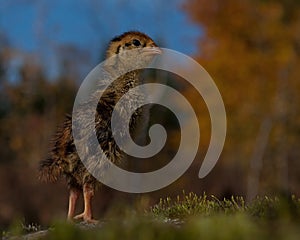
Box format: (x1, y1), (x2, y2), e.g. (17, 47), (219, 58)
(3, 192), (300, 240)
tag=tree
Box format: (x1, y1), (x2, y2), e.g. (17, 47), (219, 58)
(184, 0), (300, 198)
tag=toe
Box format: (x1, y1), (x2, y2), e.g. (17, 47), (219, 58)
(73, 213), (85, 220)
(73, 213), (98, 224)
(85, 218), (98, 224)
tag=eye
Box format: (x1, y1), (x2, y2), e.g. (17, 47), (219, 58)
(132, 39), (141, 47)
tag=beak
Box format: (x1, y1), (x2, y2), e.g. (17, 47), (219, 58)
(142, 47), (162, 56)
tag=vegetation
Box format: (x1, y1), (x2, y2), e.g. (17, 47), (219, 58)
(184, 0), (300, 198)
(3, 192), (300, 239)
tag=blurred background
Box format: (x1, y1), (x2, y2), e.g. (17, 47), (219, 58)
(0, 0), (300, 228)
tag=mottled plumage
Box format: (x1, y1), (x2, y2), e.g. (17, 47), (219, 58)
(38, 31), (161, 222)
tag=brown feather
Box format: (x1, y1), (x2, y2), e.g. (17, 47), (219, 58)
(38, 31), (160, 212)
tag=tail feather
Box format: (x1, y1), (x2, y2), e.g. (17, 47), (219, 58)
(39, 115), (72, 182)
(38, 157), (63, 182)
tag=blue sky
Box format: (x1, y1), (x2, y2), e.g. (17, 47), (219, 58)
(0, 0), (201, 80)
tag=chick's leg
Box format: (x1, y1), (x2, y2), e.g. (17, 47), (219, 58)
(67, 188), (80, 221)
(74, 183), (98, 223)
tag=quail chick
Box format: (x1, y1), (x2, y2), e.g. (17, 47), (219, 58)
(39, 31), (161, 223)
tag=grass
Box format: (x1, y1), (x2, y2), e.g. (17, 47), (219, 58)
(150, 192), (300, 220)
(149, 192), (247, 219)
(3, 192), (300, 240)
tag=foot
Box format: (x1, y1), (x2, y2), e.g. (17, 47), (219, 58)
(73, 212), (98, 224)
